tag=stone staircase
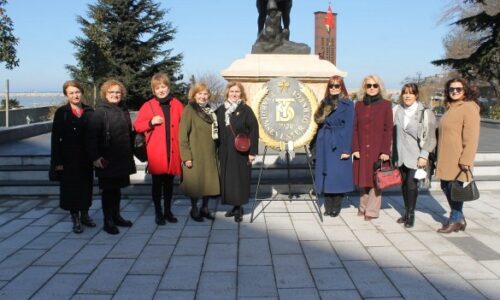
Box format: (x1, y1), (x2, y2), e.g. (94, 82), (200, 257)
(0, 152), (499, 197)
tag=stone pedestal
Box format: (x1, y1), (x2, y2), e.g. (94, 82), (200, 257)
(221, 54), (347, 104)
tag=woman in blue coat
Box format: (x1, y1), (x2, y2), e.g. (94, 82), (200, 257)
(313, 76), (355, 217)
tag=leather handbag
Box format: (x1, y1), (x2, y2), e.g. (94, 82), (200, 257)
(374, 160), (402, 190)
(133, 102), (155, 162)
(229, 123), (251, 152)
(451, 168), (480, 202)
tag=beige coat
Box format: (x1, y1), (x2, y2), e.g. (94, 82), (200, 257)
(436, 100), (480, 181)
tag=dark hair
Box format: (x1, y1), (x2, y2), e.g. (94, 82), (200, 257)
(444, 77), (479, 106)
(399, 83), (419, 103)
(323, 75), (349, 99)
(62, 80), (84, 96)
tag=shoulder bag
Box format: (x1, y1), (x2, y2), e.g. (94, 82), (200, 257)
(451, 167), (480, 202)
(229, 122), (251, 153)
(134, 102), (155, 162)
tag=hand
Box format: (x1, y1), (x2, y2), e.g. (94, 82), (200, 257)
(417, 157), (427, 168)
(459, 164), (469, 171)
(93, 157), (105, 168)
(352, 151), (360, 159)
(248, 155), (256, 163)
(151, 115), (164, 125)
(55, 165), (64, 171)
(340, 153), (350, 160)
(379, 154), (390, 161)
(185, 160), (193, 168)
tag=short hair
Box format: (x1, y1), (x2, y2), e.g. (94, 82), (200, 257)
(358, 75), (387, 101)
(63, 80), (84, 96)
(323, 75), (349, 99)
(224, 82), (247, 103)
(151, 72), (171, 94)
(444, 77), (479, 106)
(399, 83), (419, 104)
(188, 83), (211, 103)
(100, 79), (127, 101)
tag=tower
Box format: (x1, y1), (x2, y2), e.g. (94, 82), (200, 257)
(314, 10), (337, 65)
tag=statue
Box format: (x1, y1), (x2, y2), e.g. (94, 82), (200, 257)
(252, 0), (310, 54)
(257, 0), (292, 40)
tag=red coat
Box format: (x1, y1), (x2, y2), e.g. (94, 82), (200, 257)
(134, 97), (184, 175)
(352, 99), (393, 187)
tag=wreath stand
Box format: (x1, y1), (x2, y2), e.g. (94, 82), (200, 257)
(250, 145), (323, 222)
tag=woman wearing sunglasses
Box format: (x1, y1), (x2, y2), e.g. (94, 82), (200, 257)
(435, 78), (480, 233)
(312, 76), (354, 217)
(352, 75), (393, 220)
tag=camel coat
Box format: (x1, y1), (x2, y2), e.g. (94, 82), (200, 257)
(436, 100), (480, 182)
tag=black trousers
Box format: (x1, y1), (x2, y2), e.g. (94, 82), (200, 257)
(101, 188), (121, 220)
(152, 174), (174, 214)
(400, 165), (418, 213)
(324, 193), (344, 213)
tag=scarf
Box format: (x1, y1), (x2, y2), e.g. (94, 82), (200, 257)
(314, 94), (339, 124)
(224, 99), (241, 126)
(199, 102), (219, 140)
(403, 101), (418, 129)
(363, 93), (382, 105)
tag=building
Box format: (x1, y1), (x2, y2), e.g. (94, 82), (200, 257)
(314, 11), (337, 65)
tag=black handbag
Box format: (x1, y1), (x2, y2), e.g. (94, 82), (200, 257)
(451, 167), (480, 202)
(133, 101), (155, 162)
(48, 165), (62, 181)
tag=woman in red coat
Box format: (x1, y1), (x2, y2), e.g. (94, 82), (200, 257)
(134, 73), (183, 225)
(352, 75), (393, 220)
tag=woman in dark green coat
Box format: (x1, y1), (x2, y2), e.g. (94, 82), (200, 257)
(179, 83), (220, 221)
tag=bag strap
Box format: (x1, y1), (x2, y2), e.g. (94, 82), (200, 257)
(379, 159), (395, 171)
(454, 166), (474, 181)
(103, 110), (110, 136)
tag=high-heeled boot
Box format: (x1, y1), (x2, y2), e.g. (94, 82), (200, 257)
(164, 197), (178, 223)
(81, 210), (96, 227)
(153, 197), (166, 225)
(404, 189), (417, 228)
(397, 186), (409, 224)
(70, 211), (83, 234)
(112, 198), (132, 227)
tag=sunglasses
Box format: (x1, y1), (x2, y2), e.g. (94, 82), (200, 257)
(328, 84), (341, 89)
(448, 87), (464, 93)
(366, 83), (379, 89)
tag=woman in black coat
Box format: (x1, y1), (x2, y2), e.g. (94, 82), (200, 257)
(50, 80), (95, 234)
(87, 79), (137, 235)
(216, 82), (259, 222)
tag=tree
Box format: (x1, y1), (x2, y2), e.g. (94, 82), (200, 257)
(0, 0), (19, 69)
(67, 0), (186, 109)
(189, 72), (227, 104)
(432, 0), (500, 97)
(1, 98), (21, 109)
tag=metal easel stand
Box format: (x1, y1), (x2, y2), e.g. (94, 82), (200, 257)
(250, 145), (323, 222)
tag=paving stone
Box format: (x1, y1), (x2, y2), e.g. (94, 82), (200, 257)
(209, 229), (238, 244)
(319, 290), (362, 300)
(149, 228), (181, 245)
(212, 215), (238, 230)
(273, 254), (315, 288)
(447, 236), (500, 260)
(240, 221), (268, 238)
(311, 268), (355, 290)
(332, 241), (371, 261)
(0, 249), (45, 280)
(344, 260), (400, 298)
(78, 258), (134, 294)
(323, 225), (358, 242)
(352, 230), (392, 247)
(269, 229), (301, 254)
(301, 240), (341, 268)
(479, 260), (500, 277)
(9, 200), (40, 213)
(31, 274), (87, 300)
(113, 275), (160, 300)
(19, 207), (53, 219)
(293, 220), (327, 241)
(278, 288), (320, 300)
(0, 266), (58, 300)
(130, 244), (174, 275)
(126, 215), (157, 234)
(0, 218), (34, 238)
(367, 246), (413, 268)
(239, 238), (272, 266)
(0, 212), (21, 226)
(34, 238), (87, 266)
(88, 229), (125, 245)
(0, 226), (47, 262)
(440, 255), (497, 280)
(385, 232), (427, 251)
(71, 295), (112, 300)
(60, 244), (113, 274)
(196, 271), (236, 300)
(424, 273), (487, 300)
(24, 231), (66, 250)
(238, 266), (277, 298)
(469, 279), (500, 300)
(402, 250), (453, 274)
(47, 221), (73, 233)
(265, 216), (294, 230)
(159, 255), (203, 290)
(385, 267), (443, 300)
(203, 243), (237, 272)
(107, 233), (150, 258)
(173, 237), (208, 256)
(31, 213), (66, 226)
(412, 231), (465, 256)
(153, 290), (196, 300)
(182, 225), (211, 237)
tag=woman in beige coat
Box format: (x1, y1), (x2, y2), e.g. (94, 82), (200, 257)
(436, 78), (480, 233)
(179, 83), (220, 222)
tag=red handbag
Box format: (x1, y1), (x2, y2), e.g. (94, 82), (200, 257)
(374, 160), (402, 190)
(229, 123), (251, 152)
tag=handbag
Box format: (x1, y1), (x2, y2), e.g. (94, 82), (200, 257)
(133, 102), (155, 162)
(374, 160), (402, 190)
(229, 123), (251, 152)
(451, 167), (480, 202)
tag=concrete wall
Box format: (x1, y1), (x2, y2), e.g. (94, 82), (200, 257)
(0, 106), (54, 127)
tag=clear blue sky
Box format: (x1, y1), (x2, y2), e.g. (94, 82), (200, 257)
(0, 0), (451, 92)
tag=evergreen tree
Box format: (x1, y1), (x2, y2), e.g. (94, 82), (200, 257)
(67, 0), (186, 109)
(0, 0), (19, 69)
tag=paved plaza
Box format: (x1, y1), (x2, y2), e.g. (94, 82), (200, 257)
(0, 190), (499, 299)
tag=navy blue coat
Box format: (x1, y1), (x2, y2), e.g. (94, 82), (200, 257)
(314, 99), (355, 194)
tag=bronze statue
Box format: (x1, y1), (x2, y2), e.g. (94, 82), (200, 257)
(257, 0), (292, 40)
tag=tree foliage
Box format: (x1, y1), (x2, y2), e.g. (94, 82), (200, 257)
(0, 0), (19, 69)
(67, 0), (187, 109)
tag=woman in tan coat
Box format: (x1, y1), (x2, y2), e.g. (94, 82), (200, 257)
(179, 83), (220, 222)
(436, 78), (480, 233)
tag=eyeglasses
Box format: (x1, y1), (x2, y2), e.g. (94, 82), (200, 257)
(366, 83), (379, 89)
(328, 84), (341, 89)
(448, 87), (464, 93)
(107, 90), (122, 94)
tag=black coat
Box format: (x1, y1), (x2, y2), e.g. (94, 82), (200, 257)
(216, 103), (259, 205)
(87, 101), (136, 189)
(50, 103), (94, 211)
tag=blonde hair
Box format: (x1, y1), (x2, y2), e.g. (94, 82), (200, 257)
(100, 79), (127, 101)
(224, 82), (247, 103)
(150, 72), (171, 94)
(188, 83), (211, 103)
(358, 75), (386, 101)
(63, 80), (84, 96)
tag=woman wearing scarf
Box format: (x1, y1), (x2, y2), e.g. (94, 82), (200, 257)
(393, 83), (437, 228)
(313, 76), (355, 217)
(179, 83), (220, 222)
(352, 75), (393, 221)
(134, 73), (183, 226)
(216, 82), (259, 222)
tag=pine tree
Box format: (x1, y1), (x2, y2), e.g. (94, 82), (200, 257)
(67, 0), (186, 109)
(0, 0), (19, 69)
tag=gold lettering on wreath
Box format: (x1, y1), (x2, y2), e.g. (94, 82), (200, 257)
(275, 98), (295, 122)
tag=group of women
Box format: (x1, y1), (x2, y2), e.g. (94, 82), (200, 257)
(313, 75), (480, 232)
(51, 75), (258, 235)
(51, 73), (479, 235)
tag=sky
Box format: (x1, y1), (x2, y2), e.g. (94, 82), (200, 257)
(0, 0), (453, 92)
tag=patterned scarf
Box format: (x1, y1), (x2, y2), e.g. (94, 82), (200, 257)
(199, 102), (219, 140)
(224, 99), (241, 126)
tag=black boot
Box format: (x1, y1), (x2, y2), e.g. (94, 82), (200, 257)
(199, 197), (215, 220)
(70, 211), (83, 234)
(190, 198), (204, 222)
(112, 194), (132, 227)
(330, 194), (343, 217)
(153, 197), (166, 225)
(225, 206), (238, 217)
(324, 195), (334, 216)
(234, 206), (243, 223)
(81, 210), (96, 227)
(163, 197), (177, 223)
(101, 198), (119, 235)
(398, 185), (409, 224)
(404, 189), (418, 228)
